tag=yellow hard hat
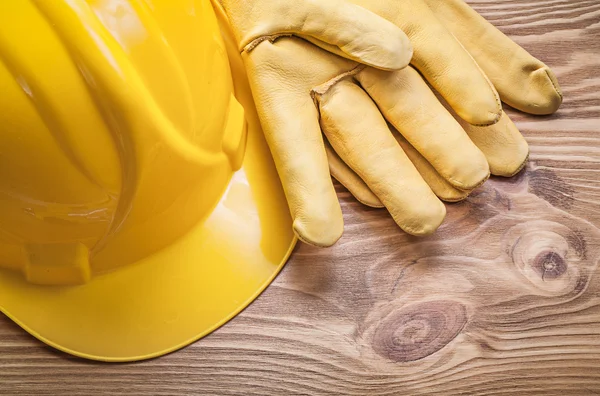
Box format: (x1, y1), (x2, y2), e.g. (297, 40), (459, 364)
(0, 0), (296, 361)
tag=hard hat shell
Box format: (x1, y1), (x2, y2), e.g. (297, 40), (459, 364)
(0, 0), (296, 361)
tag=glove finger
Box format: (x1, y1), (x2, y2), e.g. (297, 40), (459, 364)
(316, 79), (446, 236)
(243, 41), (346, 247)
(324, 137), (384, 208)
(358, 0), (501, 125)
(392, 128), (471, 202)
(327, 130), (470, 205)
(357, 66), (490, 191)
(432, 87), (530, 177)
(454, 111), (530, 177)
(423, 0), (562, 115)
(215, 0), (412, 71)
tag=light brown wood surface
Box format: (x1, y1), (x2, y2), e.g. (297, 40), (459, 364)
(1, 1), (599, 395)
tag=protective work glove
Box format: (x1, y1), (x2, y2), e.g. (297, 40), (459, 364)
(213, 0), (499, 247)
(326, 0), (563, 206)
(351, 0), (562, 123)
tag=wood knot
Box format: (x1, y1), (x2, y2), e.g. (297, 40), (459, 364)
(372, 300), (467, 363)
(507, 221), (589, 295)
(533, 251), (567, 280)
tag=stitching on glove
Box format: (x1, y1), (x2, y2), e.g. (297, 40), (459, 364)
(455, 40), (503, 127)
(243, 34), (293, 53)
(544, 68), (563, 101)
(439, 193), (471, 203)
(500, 150), (530, 178)
(293, 226), (340, 248)
(310, 65), (366, 108)
(399, 221), (435, 237)
(447, 170), (490, 192)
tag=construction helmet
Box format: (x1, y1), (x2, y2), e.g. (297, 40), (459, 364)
(0, 0), (296, 361)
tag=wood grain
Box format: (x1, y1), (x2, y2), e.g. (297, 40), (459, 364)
(1, 0), (599, 394)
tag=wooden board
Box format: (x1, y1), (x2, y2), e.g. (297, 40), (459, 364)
(1, 0), (599, 394)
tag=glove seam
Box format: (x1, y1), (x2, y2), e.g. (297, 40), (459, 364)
(399, 221), (435, 237)
(243, 34), (293, 53)
(455, 39), (503, 127)
(544, 68), (563, 101)
(310, 65), (366, 108)
(439, 193), (471, 203)
(293, 226), (341, 248)
(448, 171), (490, 191)
(494, 150), (530, 178)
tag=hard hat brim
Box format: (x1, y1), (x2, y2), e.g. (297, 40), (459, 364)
(0, 113), (297, 362)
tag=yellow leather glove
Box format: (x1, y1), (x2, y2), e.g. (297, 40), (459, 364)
(328, 102), (532, 206)
(216, 0), (413, 71)
(351, 0), (562, 122)
(214, 0), (499, 247)
(327, 0), (563, 206)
